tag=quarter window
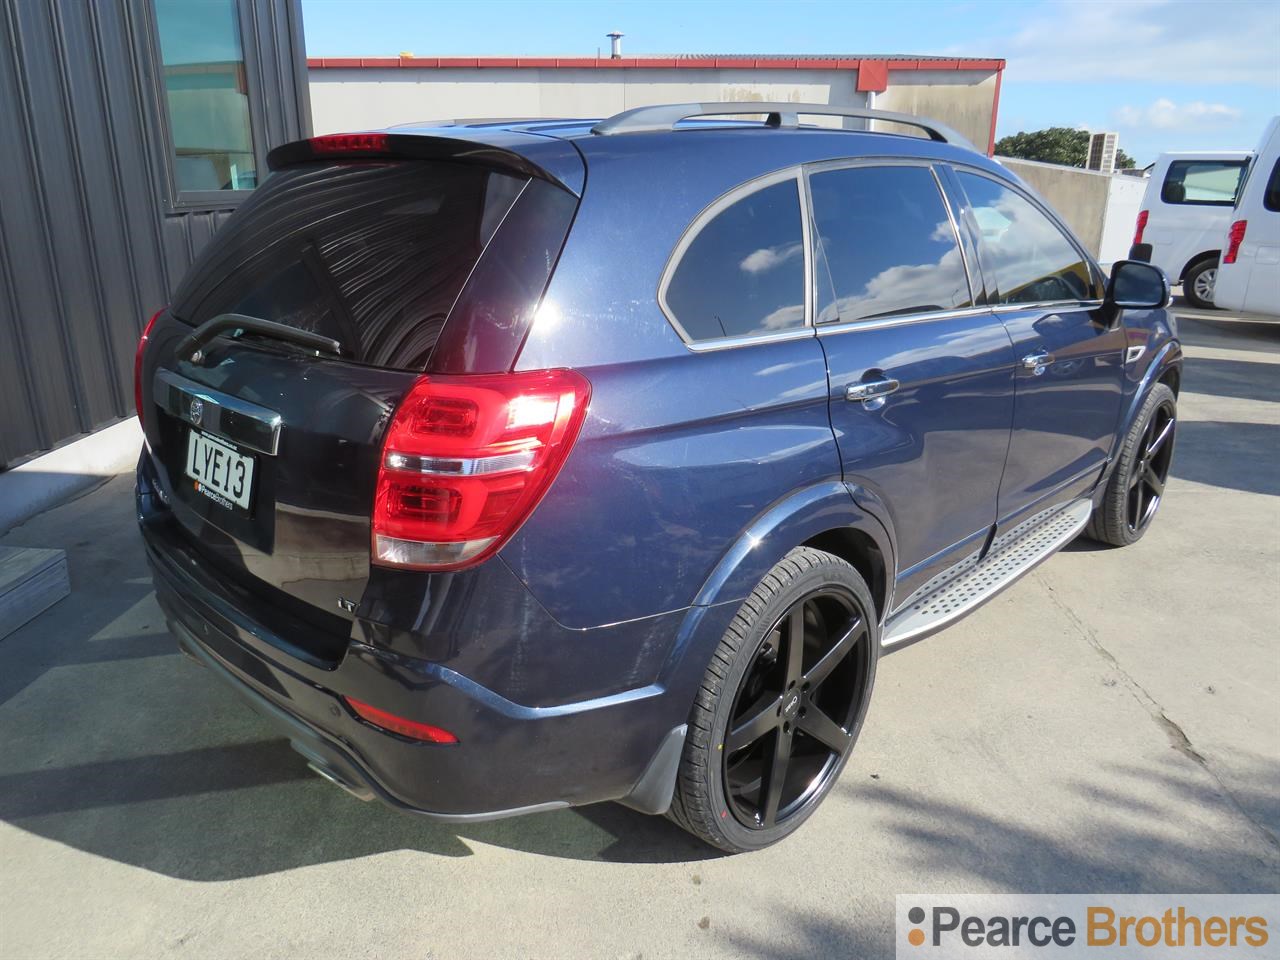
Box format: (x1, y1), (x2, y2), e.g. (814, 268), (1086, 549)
(664, 179), (807, 342)
(809, 165), (972, 324)
(957, 172), (1099, 305)
(1161, 160), (1247, 206)
(154, 0), (258, 195)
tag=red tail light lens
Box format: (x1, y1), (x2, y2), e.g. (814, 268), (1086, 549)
(1133, 209), (1149, 246)
(1223, 219), (1248, 264)
(134, 308), (163, 425)
(343, 697), (458, 743)
(373, 369), (591, 570)
(310, 133), (390, 156)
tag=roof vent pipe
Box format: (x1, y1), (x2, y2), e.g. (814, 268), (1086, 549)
(606, 31), (623, 59)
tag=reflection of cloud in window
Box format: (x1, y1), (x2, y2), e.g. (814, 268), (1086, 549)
(930, 220), (956, 243)
(971, 191), (1088, 300)
(761, 303), (805, 330)
(740, 241), (803, 275)
(830, 244), (970, 322)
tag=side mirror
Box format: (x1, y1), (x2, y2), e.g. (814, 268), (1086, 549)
(1106, 260), (1171, 311)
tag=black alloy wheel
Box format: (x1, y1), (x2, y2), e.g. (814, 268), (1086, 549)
(723, 590), (868, 829)
(667, 547), (879, 852)
(1126, 397), (1176, 534)
(1086, 381), (1178, 547)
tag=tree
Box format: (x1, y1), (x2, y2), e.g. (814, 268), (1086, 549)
(995, 127), (1136, 169)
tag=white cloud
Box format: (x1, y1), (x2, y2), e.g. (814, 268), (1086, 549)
(1001, 0), (1279, 85)
(739, 242), (802, 275)
(1113, 98), (1244, 130)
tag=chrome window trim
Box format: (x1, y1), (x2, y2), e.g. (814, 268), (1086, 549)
(684, 325), (818, 353)
(657, 167), (813, 351)
(816, 304), (992, 337)
(989, 299), (1105, 313)
(800, 156), (979, 329)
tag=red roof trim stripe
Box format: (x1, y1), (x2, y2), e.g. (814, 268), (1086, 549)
(306, 56), (1005, 72)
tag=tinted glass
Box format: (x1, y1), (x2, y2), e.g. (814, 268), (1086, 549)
(810, 165), (971, 323)
(958, 172), (1098, 304)
(665, 179), (806, 341)
(171, 161), (527, 369)
(1264, 158), (1280, 213)
(154, 0), (257, 192)
(1161, 160), (1247, 206)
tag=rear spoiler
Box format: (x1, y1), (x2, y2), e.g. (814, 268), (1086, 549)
(267, 131), (584, 195)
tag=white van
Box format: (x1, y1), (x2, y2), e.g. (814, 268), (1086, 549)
(1215, 117), (1280, 317)
(1130, 150), (1250, 308)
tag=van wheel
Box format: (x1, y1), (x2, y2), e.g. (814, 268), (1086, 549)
(1183, 257), (1218, 309)
(667, 547), (878, 853)
(1086, 383), (1177, 547)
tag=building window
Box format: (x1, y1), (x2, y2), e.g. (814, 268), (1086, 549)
(153, 0), (258, 197)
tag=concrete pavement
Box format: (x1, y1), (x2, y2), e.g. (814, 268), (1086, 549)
(1, 303), (1277, 959)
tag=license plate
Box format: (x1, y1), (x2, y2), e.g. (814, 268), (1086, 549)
(185, 429), (255, 512)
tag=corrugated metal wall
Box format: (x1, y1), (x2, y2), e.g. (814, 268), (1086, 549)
(0, 0), (311, 468)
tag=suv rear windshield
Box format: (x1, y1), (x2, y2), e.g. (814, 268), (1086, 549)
(170, 160), (550, 370)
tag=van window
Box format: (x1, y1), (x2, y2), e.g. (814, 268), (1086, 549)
(1264, 158), (1280, 213)
(1161, 160), (1248, 207)
(664, 178), (806, 342)
(170, 161), (531, 369)
(809, 165), (972, 323)
(957, 172), (1099, 304)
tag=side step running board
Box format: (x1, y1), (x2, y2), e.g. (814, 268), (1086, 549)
(882, 499), (1093, 651)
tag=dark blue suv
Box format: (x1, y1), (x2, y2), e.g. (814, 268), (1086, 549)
(135, 103), (1181, 852)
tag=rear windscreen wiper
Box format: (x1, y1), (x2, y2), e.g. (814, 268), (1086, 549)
(175, 313), (343, 363)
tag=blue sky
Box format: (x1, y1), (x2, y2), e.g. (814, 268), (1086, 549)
(302, 0), (1280, 165)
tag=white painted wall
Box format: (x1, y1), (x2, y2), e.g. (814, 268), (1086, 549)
(1099, 174), (1147, 265)
(308, 67), (871, 134)
(1002, 157), (1147, 263)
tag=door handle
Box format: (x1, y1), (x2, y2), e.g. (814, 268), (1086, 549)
(845, 378), (900, 402)
(1021, 350), (1054, 373)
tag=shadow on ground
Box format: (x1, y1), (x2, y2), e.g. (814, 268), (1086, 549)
(1174, 309), (1280, 351)
(1171, 420), (1280, 496)
(1181, 356), (1280, 405)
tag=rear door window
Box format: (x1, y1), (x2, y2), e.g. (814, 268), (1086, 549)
(170, 161), (529, 369)
(809, 164), (972, 323)
(663, 177), (807, 342)
(1161, 160), (1248, 206)
(956, 171), (1100, 304)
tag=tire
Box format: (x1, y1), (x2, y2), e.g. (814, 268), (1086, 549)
(1183, 257), (1219, 309)
(667, 547), (879, 853)
(1086, 383), (1177, 547)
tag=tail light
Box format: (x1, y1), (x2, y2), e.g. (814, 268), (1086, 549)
(372, 369), (591, 570)
(134, 308), (163, 425)
(1223, 219), (1248, 264)
(343, 697), (458, 743)
(1133, 209), (1149, 246)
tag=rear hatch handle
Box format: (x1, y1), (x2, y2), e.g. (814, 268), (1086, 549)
(174, 313), (343, 363)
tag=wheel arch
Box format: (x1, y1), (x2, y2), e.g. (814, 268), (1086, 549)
(690, 480), (895, 623)
(802, 527), (889, 622)
(1111, 339), (1183, 467)
(1181, 250), (1220, 280)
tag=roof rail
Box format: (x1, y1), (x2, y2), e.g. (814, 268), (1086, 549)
(590, 101), (973, 149)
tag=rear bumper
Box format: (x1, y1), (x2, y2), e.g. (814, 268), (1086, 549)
(169, 613), (562, 821)
(138, 461), (693, 819)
